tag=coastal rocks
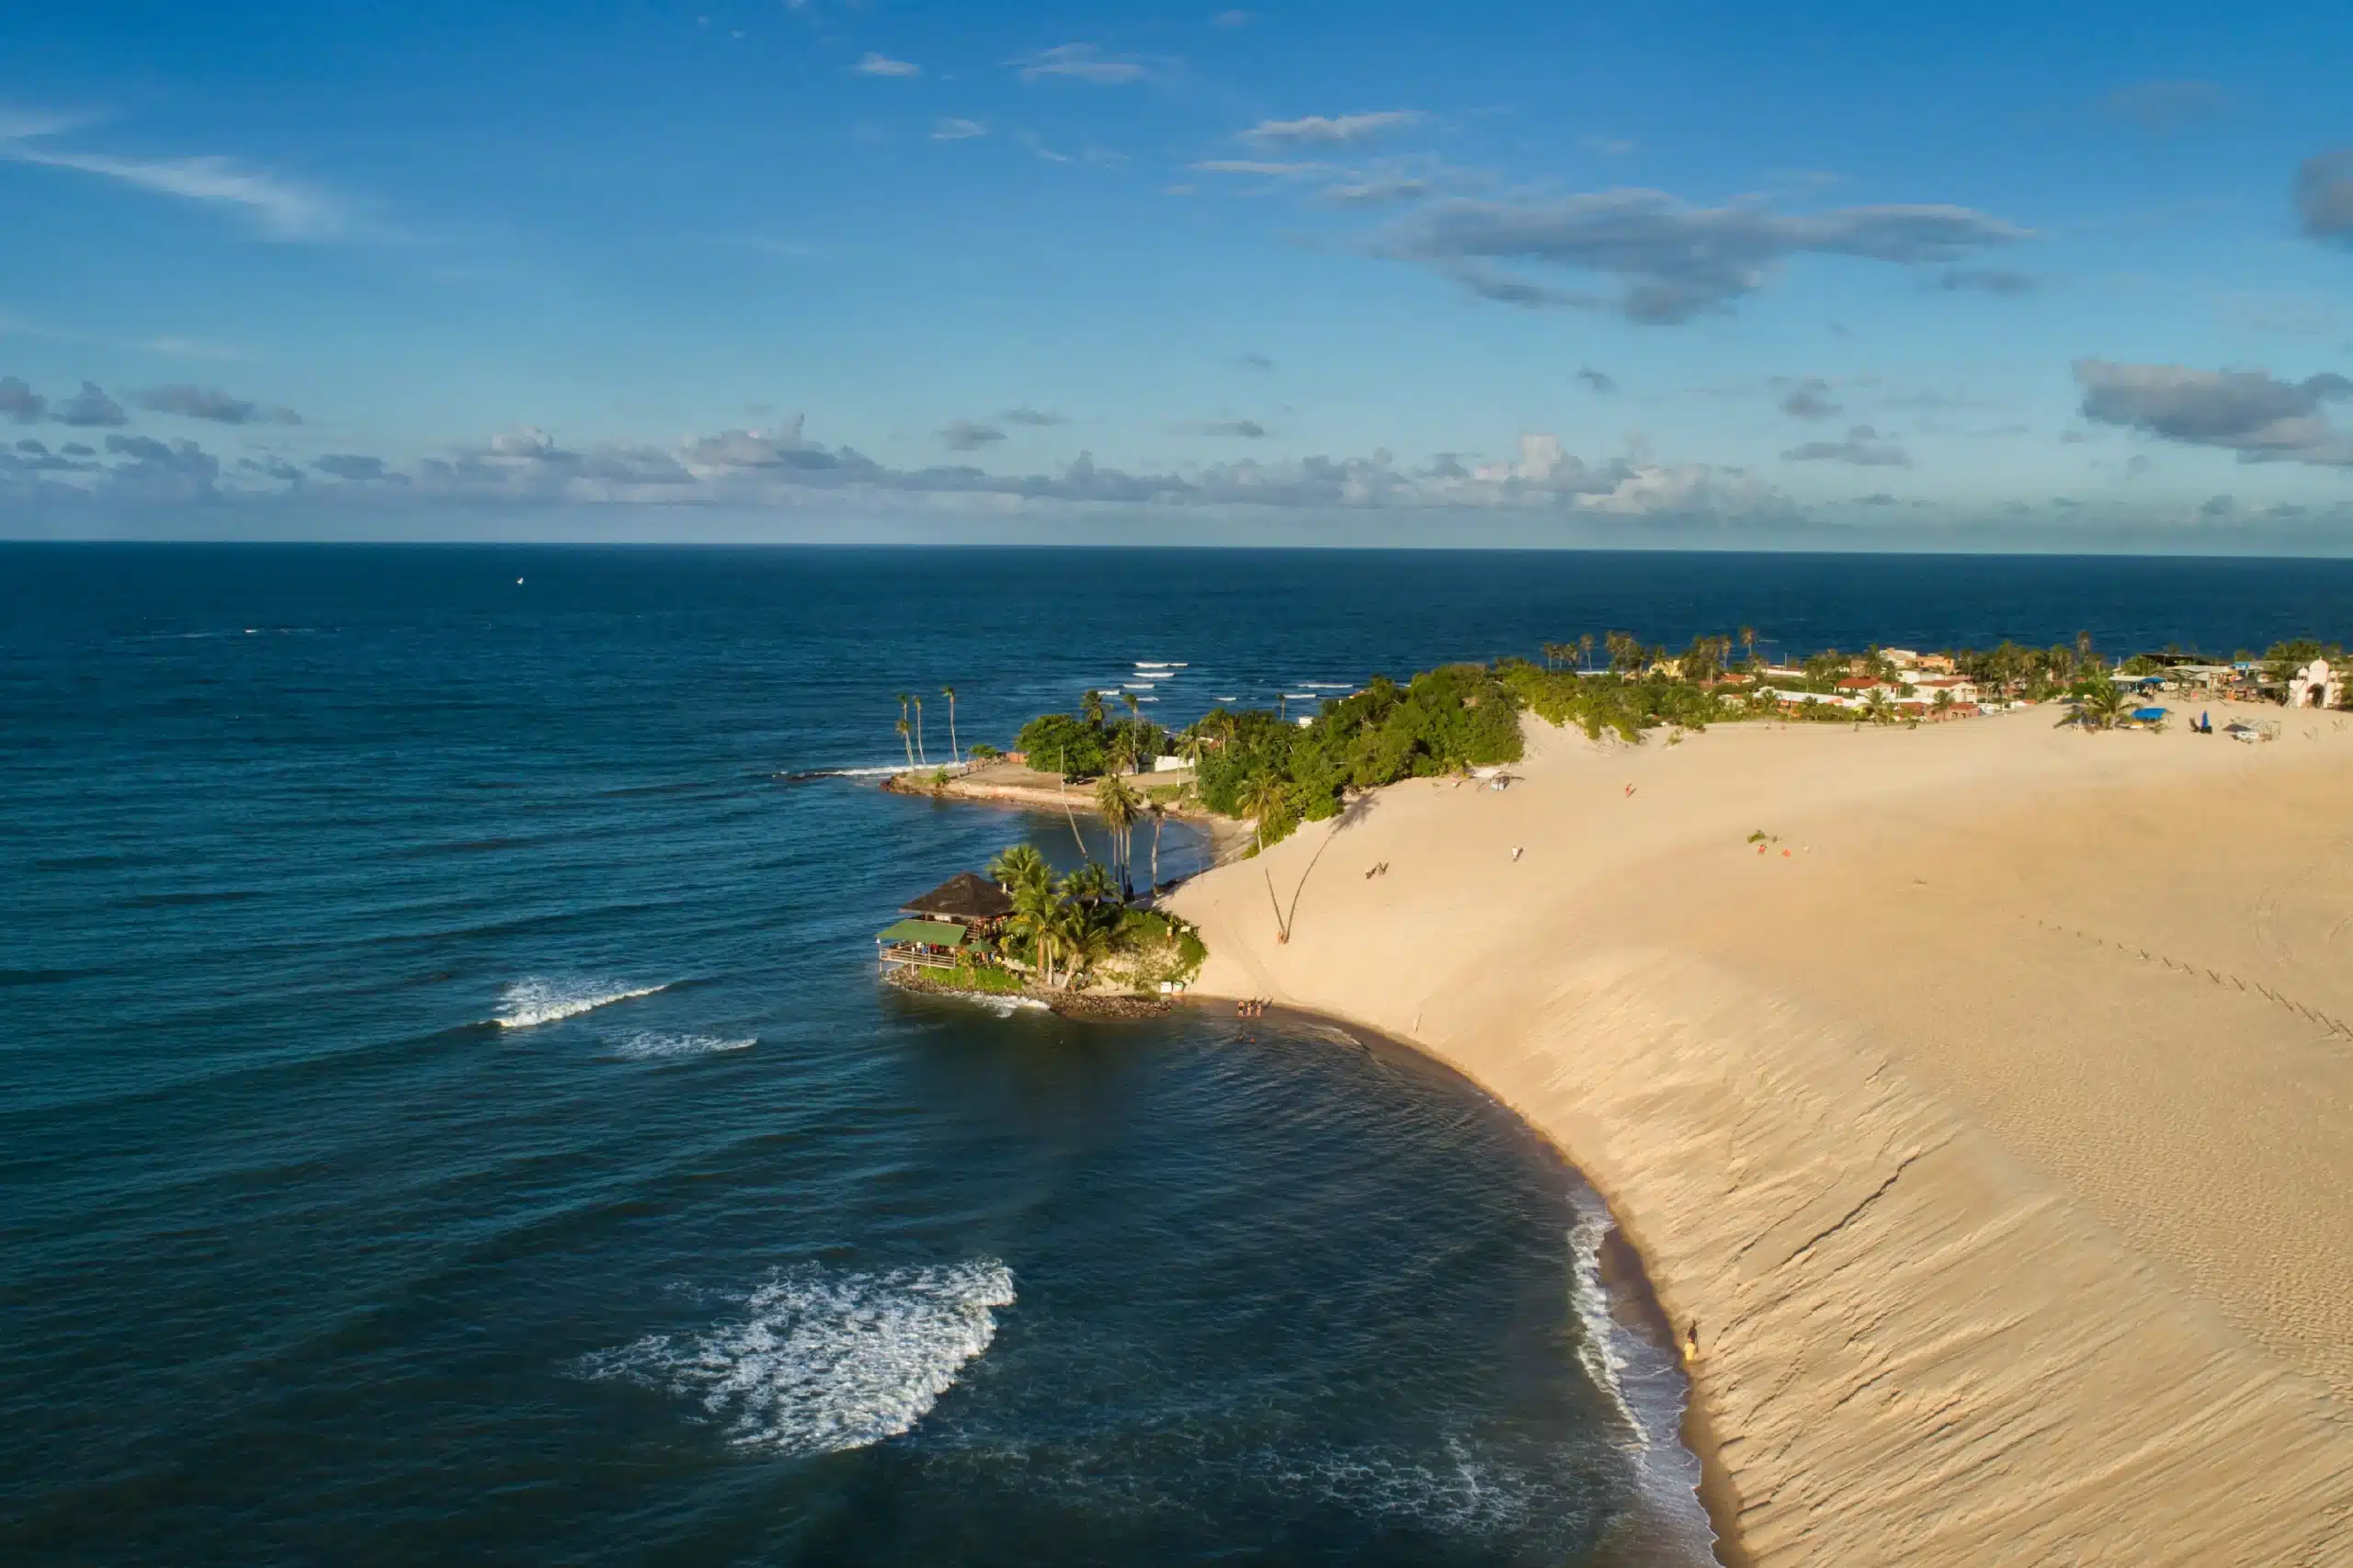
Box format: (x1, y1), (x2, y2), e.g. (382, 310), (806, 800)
(882, 964), (1173, 1021)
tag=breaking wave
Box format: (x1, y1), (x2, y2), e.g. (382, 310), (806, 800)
(607, 1030), (755, 1060)
(1566, 1186), (1725, 1563)
(493, 977), (668, 1028)
(1568, 1187), (1645, 1446)
(779, 764), (909, 781)
(575, 1261), (1016, 1456)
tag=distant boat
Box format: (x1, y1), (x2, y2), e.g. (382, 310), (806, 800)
(516, 577), (525, 585)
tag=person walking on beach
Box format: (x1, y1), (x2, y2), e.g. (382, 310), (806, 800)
(1686, 1320), (1699, 1360)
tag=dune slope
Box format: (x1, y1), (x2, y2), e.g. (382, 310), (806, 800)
(1169, 705), (2353, 1566)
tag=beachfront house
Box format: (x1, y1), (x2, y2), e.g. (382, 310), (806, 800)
(876, 870), (1016, 970)
(1902, 674), (1981, 704)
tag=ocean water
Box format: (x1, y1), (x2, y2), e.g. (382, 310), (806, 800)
(6, 544), (2347, 1567)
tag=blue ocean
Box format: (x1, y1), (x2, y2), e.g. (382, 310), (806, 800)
(6, 544), (2348, 1567)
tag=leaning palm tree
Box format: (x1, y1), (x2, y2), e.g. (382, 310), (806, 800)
(941, 685), (959, 766)
(1146, 801), (1165, 892)
(1094, 774), (1144, 896)
(1239, 773), (1295, 940)
(911, 693), (926, 766)
(895, 715), (915, 768)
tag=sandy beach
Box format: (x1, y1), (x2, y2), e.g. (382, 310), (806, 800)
(1168, 703), (2353, 1565)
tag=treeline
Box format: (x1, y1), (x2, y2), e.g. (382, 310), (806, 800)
(1190, 665), (1523, 841)
(988, 629), (2347, 852)
(1013, 689), (1166, 778)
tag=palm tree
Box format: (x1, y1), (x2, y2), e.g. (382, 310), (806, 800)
(1094, 774), (1143, 896)
(1009, 879), (1063, 987)
(1081, 688), (1107, 727)
(1863, 687), (1895, 726)
(941, 685), (959, 766)
(895, 715), (915, 768)
(1577, 633), (1595, 672)
(1146, 801), (1165, 892)
(988, 844), (1051, 896)
(1063, 860), (1117, 904)
(2075, 676), (2129, 731)
(1239, 773), (1294, 939)
(1056, 903), (1111, 988)
(911, 693), (927, 766)
(1240, 774), (1289, 853)
(1739, 626), (1757, 670)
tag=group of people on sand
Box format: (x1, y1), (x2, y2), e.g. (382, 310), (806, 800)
(1236, 998), (1272, 1017)
(1361, 861), (1391, 880)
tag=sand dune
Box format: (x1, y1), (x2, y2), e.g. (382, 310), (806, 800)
(1170, 703), (2353, 1565)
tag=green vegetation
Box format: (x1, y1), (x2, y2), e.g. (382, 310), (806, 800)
(965, 625), (2348, 859)
(1012, 688), (1167, 781)
(1187, 665), (1524, 846)
(973, 844), (1204, 993)
(1497, 657), (1756, 741)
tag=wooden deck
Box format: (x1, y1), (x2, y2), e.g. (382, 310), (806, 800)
(880, 945), (963, 971)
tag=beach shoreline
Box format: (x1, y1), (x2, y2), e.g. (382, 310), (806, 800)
(1166, 705), (2353, 1566)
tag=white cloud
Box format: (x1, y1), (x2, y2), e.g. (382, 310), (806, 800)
(0, 142), (347, 240)
(856, 52), (920, 77)
(931, 118), (988, 141)
(1012, 44), (1154, 85)
(1191, 159), (1330, 178)
(1244, 111), (1424, 146)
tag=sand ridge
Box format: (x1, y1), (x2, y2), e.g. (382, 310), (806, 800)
(1169, 704), (2353, 1566)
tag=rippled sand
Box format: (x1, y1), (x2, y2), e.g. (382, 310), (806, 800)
(1172, 702), (2353, 1566)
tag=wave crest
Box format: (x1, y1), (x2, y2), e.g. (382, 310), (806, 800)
(607, 1030), (755, 1060)
(494, 977), (667, 1028)
(575, 1260), (1016, 1455)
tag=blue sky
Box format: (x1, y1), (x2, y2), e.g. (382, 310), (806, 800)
(5, 0), (2351, 548)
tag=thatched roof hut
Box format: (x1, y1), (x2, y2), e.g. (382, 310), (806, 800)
(901, 870), (1015, 924)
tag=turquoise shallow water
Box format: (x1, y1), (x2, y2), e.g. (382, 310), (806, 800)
(6, 543), (2345, 1565)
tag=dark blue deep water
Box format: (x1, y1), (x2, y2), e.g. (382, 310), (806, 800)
(6, 545), (2349, 1567)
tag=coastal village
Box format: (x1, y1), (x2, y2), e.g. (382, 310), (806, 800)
(877, 633), (2346, 1007)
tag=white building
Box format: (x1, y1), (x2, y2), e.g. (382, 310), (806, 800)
(2287, 659), (2341, 710)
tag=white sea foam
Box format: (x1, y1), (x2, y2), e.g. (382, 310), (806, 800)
(1133, 661), (1187, 668)
(1567, 1187), (1726, 1562)
(1567, 1187), (1647, 1446)
(608, 1030), (755, 1060)
(575, 1261), (1016, 1455)
(494, 977), (668, 1028)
